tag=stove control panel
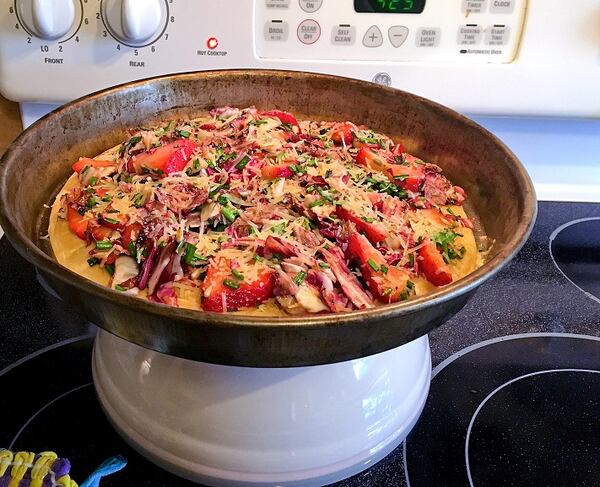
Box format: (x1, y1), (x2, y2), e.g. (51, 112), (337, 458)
(1, 0), (599, 118)
(256, 0), (527, 63)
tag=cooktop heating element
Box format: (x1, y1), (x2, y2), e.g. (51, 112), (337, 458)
(1, 201), (599, 486)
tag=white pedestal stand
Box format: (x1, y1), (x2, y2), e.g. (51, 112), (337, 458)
(93, 329), (431, 486)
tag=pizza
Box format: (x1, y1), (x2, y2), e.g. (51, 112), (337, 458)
(49, 107), (482, 315)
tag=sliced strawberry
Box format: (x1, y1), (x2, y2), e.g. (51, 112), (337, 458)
(330, 122), (354, 146)
(128, 140), (198, 175)
(355, 147), (387, 171)
(261, 164), (294, 179)
(336, 206), (388, 244)
(72, 157), (116, 173)
(122, 222), (142, 250)
(417, 241), (453, 286)
(67, 205), (90, 240)
(347, 233), (410, 303)
(202, 259), (275, 312)
(100, 211), (128, 230)
(260, 110), (301, 130)
(386, 163), (425, 193)
(89, 221), (113, 241)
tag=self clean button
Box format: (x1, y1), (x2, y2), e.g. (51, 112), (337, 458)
(331, 24), (356, 45)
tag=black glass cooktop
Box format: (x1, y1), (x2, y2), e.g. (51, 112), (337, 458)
(1, 201), (600, 487)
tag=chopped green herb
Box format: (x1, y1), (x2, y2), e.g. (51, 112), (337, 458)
(408, 253), (415, 267)
(318, 262), (330, 269)
(281, 123), (294, 132)
(115, 284), (126, 292)
(95, 240), (113, 250)
(105, 263), (115, 276)
(221, 206), (239, 223)
(128, 242), (136, 255)
(176, 129), (191, 138)
(101, 195), (112, 203)
(87, 257), (99, 267)
(432, 230), (464, 263)
(393, 174), (409, 181)
(407, 280), (415, 290)
(132, 193), (144, 208)
(400, 290), (409, 300)
(235, 155), (251, 170)
(105, 208), (120, 214)
(249, 119), (268, 126)
(309, 198), (326, 208)
(217, 194), (230, 206)
(362, 216), (375, 223)
(103, 217), (119, 225)
(317, 187), (335, 203)
(270, 221), (287, 234)
(231, 269), (245, 281)
(176, 239), (186, 254)
(367, 259), (380, 272)
(380, 264), (388, 274)
(293, 271), (307, 286)
(88, 176), (98, 187)
(223, 278), (240, 289)
(254, 254), (264, 262)
(183, 243), (207, 265)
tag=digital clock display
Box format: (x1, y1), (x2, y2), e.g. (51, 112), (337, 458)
(354, 0), (426, 14)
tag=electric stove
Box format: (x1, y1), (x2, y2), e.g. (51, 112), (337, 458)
(1, 200), (598, 486)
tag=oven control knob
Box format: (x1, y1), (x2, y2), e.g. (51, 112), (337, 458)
(19, 0), (76, 40)
(103, 0), (164, 46)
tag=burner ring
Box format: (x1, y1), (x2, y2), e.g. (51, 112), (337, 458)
(549, 217), (600, 305)
(464, 368), (600, 487)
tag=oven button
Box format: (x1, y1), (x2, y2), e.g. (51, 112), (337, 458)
(299, 0), (323, 13)
(264, 20), (289, 42)
(363, 25), (383, 48)
(484, 25), (510, 45)
(297, 19), (321, 44)
(490, 0), (515, 13)
(457, 24), (482, 45)
(416, 27), (441, 47)
(461, 0), (488, 13)
(331, 24), (356, 45)
(266, 0), (290, 8)
(388, 26), (409, 48)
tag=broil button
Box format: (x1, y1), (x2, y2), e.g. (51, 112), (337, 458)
(264, 21), (289, 42)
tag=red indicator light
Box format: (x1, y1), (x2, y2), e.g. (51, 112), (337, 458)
(207, 37), (219, 50)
